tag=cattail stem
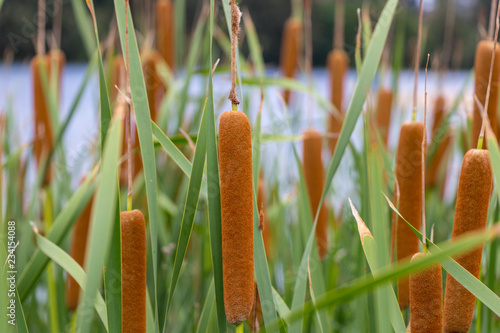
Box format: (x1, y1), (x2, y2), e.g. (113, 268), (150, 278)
(489, 0), (498, 40)
(53, 0), (62, 49)
(37, 0), (45, 55)
(229, 0), (240, 108)
(421, 54), (429, 250)
(412, 0), (424, 119)
(478, 0), (500, 148)
(124, 0), (133, 208)
(334, 0), (344, 49)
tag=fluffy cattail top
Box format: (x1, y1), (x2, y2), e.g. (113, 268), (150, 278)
(279, 17), (302, 104)
(218, 110), (255, 325)
(121, 210), (147, 333)
(156, 0), (175, 71)
(303, 130), (328, 259)
(443, 149), (492, 333)
(472, 40), (500, 148)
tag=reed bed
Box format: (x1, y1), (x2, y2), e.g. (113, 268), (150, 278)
(4, 0), (500, 332)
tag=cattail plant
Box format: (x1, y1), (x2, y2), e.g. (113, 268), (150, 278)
(426, 95), (451, 189)
(392, 0), (425, 310)
(443, 149), (492, 332)
(374, 87), (393, 145)
(327, 0), (349, 154)
(279, 17), (302, 104)
(66, 193), (93, 311)
(219, 1), (254, 326)
(156, 0), (175, 71)
(471, 40), (500, 147)
(303, 130), (328, 259)
(409, 252), (443, 333)
(121, 209), (147, 333)
(142, 50), (165, 122)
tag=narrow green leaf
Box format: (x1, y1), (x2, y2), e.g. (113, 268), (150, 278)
(18, 179), (96, 301)
(77, 109), (122, 332)
(165, 101), (208, 319)
(196, 279), (215, 333)
(34, 231), (108, 330)
(114, 2), (161, 325)
(207, 0), (226, 330)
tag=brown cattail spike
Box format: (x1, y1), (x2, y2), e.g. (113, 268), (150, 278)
(121, 210), (147, 333)
(303, 130), (328, 259)
(375, 87), (393, 145)
(66, 194), (93, 311)
(219, 111), (254, 325)
(142, 50), (165, 122)
(327, 48), (349, 154)
(392, 121), (424, 309)
(426, 95), (451, 189)
(409, 252), (443, 333)
(156, 0), (175, 71)
(32, 51), (64, 186)
(280, 18), (302, 104)
(443, 149), (492, 333)
(472, 40), (500, 148)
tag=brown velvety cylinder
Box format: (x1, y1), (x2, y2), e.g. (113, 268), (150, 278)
(32, 51), (64, 186)
(375, 87), (393, 145)
(142, 50), (165, 122)
(65, 195), (93, 311)
(303, 130), (328, 259)
(121, 210), (147, 333)
(409, 252), (443, 333)
(280, 17), (302, 104)
(471, 40), (500, 148)
(426, 95), (451, 188)
(218, 111), (254, 325)
(156, 0), (175, 71)
(327, 48), (349, 154)
(443, 149), (492, 333)
(392, 121), (424, 309)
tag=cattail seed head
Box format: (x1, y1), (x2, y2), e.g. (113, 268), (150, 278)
(303, 130), (328, 259)
(409, 252), (443, 333)
(156, 0), (175, 71)
(218, 111), (254, 325)
(66, 195), (93, 311)
(443, 149), (492, 333)
(472, 40), (500, 148)
(279, 18), (302, 104)
(121, 209), (147, 333)
(375, 87), (393, 145)
(392, 121), (424, 309)
(327, 48), (348, 153)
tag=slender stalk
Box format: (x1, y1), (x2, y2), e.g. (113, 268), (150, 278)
(489, 0), (498, 41)
(334, 0), (345, 49)
(412, 0), (424, 120)
(37, 0), (45, 55)
(124, 0), (133, 210)
(44, 188), (59, 333)
(229, 0), (240, 108)
(478, 0), (500, 149)
(305, 0), (313, 127)
(422, 54), (430, 251)
(53, 0), (63, 49)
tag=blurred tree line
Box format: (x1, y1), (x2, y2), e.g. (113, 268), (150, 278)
(0, 0), (494, 69)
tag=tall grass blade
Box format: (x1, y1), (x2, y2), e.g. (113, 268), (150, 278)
(114, 2), (161, 326)
(77, 108), (122, 332)
(206, 0), (226, 330)
(165, 100), (208, 318)
(33, 231), (108, 330)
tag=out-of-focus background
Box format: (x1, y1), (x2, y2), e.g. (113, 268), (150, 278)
(0, 0), (491, 68)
